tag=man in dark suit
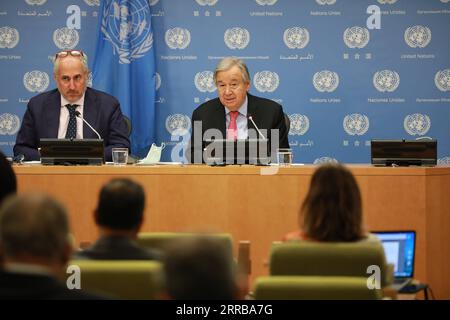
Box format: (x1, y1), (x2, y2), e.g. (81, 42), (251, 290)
(13, 50), (129, 162)
(0, 193), (100, 299)
(189, 57), (289, 163)
(74, 178), (160, 261)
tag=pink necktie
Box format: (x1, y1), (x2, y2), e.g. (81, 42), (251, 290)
(227, 111), (239, 141)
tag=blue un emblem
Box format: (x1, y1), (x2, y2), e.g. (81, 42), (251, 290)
(343, 114), (370, 136)
(0, 113), (20, 136)
(404, 113), (431, 136)
(435, 69), (450, 92)
(101, 0), (154, 64)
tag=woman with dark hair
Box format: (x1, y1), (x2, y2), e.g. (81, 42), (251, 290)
(0, 152), (17, 206)
(283, 164), (373, 242)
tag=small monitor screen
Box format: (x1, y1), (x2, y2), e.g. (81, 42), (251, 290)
(372, 231), (415, 278)
(371, 139), (437, 166)
(39, 138), (104, 165)
(203, 139), (270, 165)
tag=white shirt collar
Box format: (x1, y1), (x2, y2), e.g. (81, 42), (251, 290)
(60, 92), (85, 108)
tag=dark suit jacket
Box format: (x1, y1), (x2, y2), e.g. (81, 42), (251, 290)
(189, 93), (289, 163)
(13, 87), (130, 162)
(0, 270), (101, 300)
(73, 235), (161, 261)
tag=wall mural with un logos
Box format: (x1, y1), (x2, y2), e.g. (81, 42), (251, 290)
(0, 0), (450, 164)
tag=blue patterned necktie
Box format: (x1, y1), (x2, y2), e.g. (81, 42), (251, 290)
(65, 104), (78, 139)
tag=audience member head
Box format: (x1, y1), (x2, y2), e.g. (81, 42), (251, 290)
(95, 178), (145, 234)
(0, 151), (17, 206)
(0, 193), (71, 272)
(300, 164), (364, 242)
(53, 49), (89, 103)
(164, 236), (238, 300)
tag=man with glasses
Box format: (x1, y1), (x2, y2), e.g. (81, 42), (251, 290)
(188, 57), (289, 163)
(13, 50), (130, 162)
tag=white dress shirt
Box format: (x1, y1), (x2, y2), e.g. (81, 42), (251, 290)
(224, 96), (248, 140)
(57, 94), (85, 139)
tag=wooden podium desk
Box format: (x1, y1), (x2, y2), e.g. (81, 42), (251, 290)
(13, 164), (450, 299)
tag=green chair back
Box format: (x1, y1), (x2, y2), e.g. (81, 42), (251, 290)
(137, 232), (234, 258)
(254, 276), (382, 300)
(123, 115), (132, 137)
(270, 241), (392, 287)
(68, 260), (164, 300)
(136, 232), (251, 287)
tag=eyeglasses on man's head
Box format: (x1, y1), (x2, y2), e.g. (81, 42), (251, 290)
(54, 50), (85, 60)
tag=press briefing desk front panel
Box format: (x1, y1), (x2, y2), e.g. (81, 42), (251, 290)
(14, 164), (450, 299)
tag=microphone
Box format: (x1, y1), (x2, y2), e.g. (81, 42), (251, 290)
(75, 111), (102, 140)
(247, 114), (267, 140)
(13, 154), (24, 164)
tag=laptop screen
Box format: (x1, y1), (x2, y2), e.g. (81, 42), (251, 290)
(39, 138), (104, 165)
(372, 231), (416, 278)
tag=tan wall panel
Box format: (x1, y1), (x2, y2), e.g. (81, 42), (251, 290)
(14, 165), (450, 298)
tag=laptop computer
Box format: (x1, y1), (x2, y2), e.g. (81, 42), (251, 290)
(371, 139), (437, 167)
(372, 230), (416, 291)
(203, 138), (271, 165)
